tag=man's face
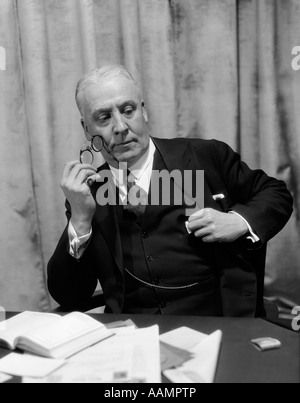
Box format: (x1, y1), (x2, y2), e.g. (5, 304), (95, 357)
(80, 75), (150, 167)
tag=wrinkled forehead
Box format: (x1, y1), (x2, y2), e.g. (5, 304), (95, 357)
(81, 76), (141, 113)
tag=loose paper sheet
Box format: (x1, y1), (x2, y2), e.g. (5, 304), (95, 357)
(0, 353), (65, 378)
(160, 327), (222, 383)
(0, 372), (12, 383)
(160, 341), (193, 371)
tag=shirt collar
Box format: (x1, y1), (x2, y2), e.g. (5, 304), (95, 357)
(109, 138), (156, 184)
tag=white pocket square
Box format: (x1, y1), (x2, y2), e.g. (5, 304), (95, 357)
(212, 194), (225, 201)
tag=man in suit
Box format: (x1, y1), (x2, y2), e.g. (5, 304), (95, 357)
(47, 65), (293, 317)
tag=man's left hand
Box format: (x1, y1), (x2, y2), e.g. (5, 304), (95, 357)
(187, 208), (248, 243)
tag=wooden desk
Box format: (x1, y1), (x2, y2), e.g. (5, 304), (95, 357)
(1, 313), (299, 383)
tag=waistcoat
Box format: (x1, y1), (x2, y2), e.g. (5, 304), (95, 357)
(117, 150), (222, 316)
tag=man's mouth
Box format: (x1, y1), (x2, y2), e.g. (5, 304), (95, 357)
(114, 140), (134, 148)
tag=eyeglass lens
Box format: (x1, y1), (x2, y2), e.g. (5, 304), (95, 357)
(80, 149), (94, 164)
(92, 136), (103, 152)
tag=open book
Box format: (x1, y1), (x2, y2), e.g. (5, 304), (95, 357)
(0, 311), (113, 359)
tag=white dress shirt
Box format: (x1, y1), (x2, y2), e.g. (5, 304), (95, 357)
(109, 138), (156, 204)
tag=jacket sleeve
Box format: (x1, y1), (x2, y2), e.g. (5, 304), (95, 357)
(213, 140), (293, 244)
(47, 200), (98, 308)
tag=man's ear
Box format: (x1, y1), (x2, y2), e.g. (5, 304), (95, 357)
(141, 101), (148, 123)
(81, 118), (92, 141)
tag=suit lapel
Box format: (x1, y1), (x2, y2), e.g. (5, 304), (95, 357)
(151, 137), (223, 213)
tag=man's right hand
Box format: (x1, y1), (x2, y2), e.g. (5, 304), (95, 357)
(61, 161), (98, 236)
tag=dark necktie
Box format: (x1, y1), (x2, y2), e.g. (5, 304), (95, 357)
(124, 171), (147, 219)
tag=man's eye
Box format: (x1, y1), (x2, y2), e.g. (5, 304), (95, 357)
(98, 114), (110, 122)
(123, 107), (134, 117)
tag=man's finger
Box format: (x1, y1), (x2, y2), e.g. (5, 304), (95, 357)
(68, 163), (97, 183)
(187, 218), (206, 232)
(86, 173), (102, 187)
(194, 227), (211, 238)
(62, 160), (81, 178)
(188, 209), (205, 222)
(201, 235), (215, 243)
(62, 160), (95, 181)
(76, 168), (99, 184)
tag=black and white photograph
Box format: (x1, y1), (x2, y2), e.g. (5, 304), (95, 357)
(0, 0), (299, 385)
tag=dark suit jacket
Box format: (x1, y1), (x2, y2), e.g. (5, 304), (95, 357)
(47, 138), (293, 316)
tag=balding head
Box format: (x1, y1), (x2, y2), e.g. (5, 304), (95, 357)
(75, 65), (142, 116)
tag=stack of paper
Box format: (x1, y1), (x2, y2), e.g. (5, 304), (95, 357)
(160, 327), (222, 383)
(0, 316), (221, 383)
(22, 325), (161, 383)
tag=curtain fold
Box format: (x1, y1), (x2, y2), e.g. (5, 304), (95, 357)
(0, 0), (50, 311)
(171, 0), (239, 145)
(0, 0), (299, 311)
(238, 0), (300, 304)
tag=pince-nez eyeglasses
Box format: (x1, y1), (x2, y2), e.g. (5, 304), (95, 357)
(79, 135), (103, 164)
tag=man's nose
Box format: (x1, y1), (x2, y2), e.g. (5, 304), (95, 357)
(113, 113), (128, 135)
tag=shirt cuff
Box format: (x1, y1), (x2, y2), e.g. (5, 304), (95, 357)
(228, 211), (260, 243)
(68, 221), (92, 259)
